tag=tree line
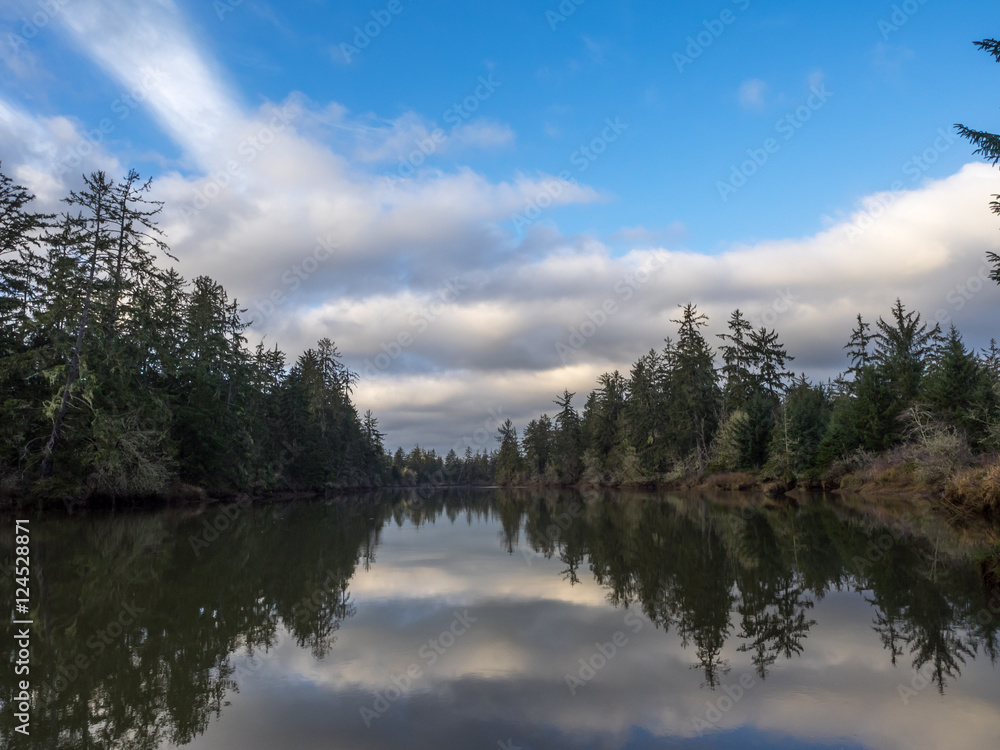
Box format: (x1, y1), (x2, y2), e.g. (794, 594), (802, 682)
(0, 166), (389, 503)
(395, 36), (1000, 495)
(483, 302), (1000, 489)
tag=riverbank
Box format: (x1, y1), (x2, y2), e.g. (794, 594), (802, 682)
(563, 451), (1000, 522)
(5, 454), (999, 525)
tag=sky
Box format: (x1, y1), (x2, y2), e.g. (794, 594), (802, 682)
(2, 0), (1000, 453)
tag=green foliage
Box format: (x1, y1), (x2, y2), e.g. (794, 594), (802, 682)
(514, 297), (991, 486)
(767, 377), (831, 478)
(551, 389), (582, 482)
(522, 414), (553, 479)
(920, 326), (999, 449)
(0, 166), (390, 501)
(735, 391), (775, 470)
(664, 304), (721, 470)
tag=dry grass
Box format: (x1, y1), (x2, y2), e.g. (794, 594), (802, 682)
(833, 426), (975, 499)
(942, 455), (1000, 518)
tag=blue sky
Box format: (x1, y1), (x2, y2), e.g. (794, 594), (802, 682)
(2, 0), (1000, 450)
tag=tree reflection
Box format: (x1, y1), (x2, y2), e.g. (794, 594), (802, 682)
(1, 488), (997, 749)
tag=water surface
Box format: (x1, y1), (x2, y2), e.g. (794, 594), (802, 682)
(2, 489), (999, 749)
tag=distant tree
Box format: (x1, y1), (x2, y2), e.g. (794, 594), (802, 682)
(625, 349), (667, 474)
(843, 313), (873, 384)
(920, 325), (998, 447)
(494, 418), (522, 485)
(551, 389), (582, 482)
(716, 308), (754, 414)
(873, 299), (940, 411)
(664, 304), (720, 470)
(522, 414), (553, 478)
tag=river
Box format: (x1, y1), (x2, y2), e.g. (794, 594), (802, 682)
(2, 488), (998, 749)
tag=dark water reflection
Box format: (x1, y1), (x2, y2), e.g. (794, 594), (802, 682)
(1, 489), (999, 749)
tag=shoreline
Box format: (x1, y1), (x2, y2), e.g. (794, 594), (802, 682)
(2, 467), (996, 519)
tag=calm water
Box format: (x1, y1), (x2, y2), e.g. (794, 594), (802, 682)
(2, 488), (999, 749)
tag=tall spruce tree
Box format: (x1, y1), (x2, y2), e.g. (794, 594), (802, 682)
(665, 304), (720, 470)
(957, 38), (1000, 283)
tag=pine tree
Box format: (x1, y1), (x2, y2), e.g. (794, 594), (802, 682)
(625, 349), (667, 474)
(956, 39), (1000, 242)
(39, 171), (117, 478)
(716, 308), (754, 414)
(747, 326), (794, 399)
(768, 376), (830, 477)
(494, 419), (522, 485)
(843, 313), (872, 383)
(0, 165), (50, 357)
(873, 299), (940, 406)
(921, 325), (998, 446)
(664, 304), (720, 470)
(551, 389), (581, 482)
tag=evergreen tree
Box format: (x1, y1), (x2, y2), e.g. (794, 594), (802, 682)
(957, 38), (1000, 248)
(522, 414), (553, 478)
(664, 304), (720, 470)
(873, 299), (940, 405)
(625, 349), (667, 474)
(921, 325), (998, 447)
(495, 419), (522, 485)
(0, 164), (393, 499)
(768, 376), (831, 477)
(716, 308), (754, 414)
(844, 313), (873, 383)
(551, 389), (582, 482)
